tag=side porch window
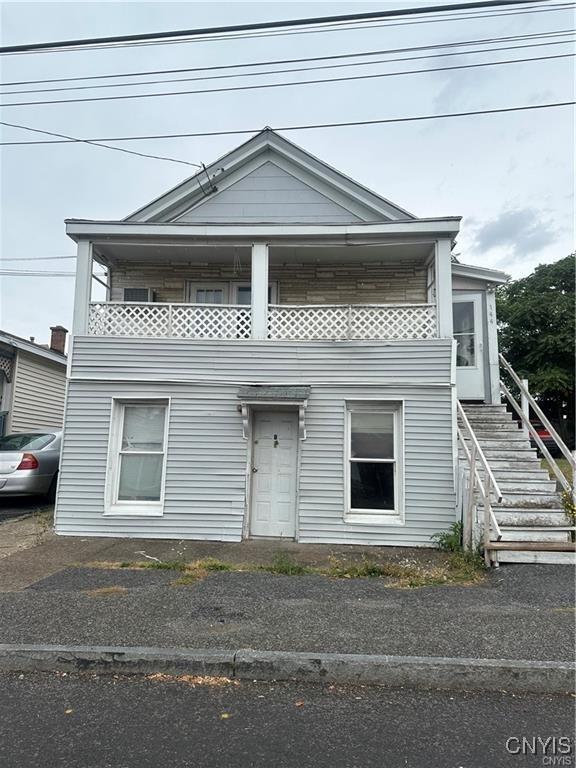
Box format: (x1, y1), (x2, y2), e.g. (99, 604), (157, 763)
(345, 401), (404, 523)
(105, 398), (169, 516)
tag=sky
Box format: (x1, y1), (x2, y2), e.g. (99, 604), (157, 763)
(0, 0), (574, 344)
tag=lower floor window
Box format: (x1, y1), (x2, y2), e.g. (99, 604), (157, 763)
(106, 398), (169, 515)
(346, 402), (403, 520)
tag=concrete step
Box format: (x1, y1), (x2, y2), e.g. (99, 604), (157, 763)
(495, 551), (576, 564)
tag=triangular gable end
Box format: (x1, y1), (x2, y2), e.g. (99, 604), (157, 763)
(175, 159), (366, 223)
(125, 128), (416, 224)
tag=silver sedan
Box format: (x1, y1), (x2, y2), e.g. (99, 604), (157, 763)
(0, 431), (62, 500)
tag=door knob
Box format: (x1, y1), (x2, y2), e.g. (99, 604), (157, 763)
(251, 466), (258, 473)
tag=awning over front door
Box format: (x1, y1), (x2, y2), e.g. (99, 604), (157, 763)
(237, 385), (311, 440)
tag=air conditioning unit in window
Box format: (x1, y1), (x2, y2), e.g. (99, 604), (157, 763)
(123, 288), (156, 302)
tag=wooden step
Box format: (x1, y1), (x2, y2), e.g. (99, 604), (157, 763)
(487, 540), (576, 551)
(495, 551), (576, 564)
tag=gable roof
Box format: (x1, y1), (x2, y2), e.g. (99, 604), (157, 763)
(0, 330), (67, 366)
(125, 128), (416, 224)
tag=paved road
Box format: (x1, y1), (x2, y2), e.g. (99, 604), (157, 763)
(0, 497), (52, 523)
(0, 672), (573, 768)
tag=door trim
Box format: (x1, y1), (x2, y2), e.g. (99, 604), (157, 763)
(244, 407), (300, 540)
(453, 292), (486, 401)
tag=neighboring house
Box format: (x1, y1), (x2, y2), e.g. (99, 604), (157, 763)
(0, 327), (68, 434)
(55, 129), (574, 563)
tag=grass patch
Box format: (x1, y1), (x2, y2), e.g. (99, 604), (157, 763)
(170, 570), (207, 586)
(257, 551), (312, 576)
(81, 540), (485, 589)
(83, 560), (187, 571)
(196, 558), (234, 572)
(542, 457), (574, 484)
(83, 585), (129, 597)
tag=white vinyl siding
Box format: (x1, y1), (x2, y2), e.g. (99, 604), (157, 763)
(55, 338), (456, 545)
(9, 351), (66, 432)
(175, 161), (364, 223)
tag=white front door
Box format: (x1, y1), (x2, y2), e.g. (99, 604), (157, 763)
(453, 293), (485, 400)
(250, 411), (298, 538)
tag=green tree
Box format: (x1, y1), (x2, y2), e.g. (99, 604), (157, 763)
(496, 254), (575, 444)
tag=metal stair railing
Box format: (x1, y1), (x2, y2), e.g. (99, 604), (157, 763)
(499, 354), (575, 497)
(457, 401), (503, 564)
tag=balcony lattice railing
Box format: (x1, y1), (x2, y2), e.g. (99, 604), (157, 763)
(88, 302), (252, 339)
(87, 302), (437, 340)
(267, 304), (437, 340)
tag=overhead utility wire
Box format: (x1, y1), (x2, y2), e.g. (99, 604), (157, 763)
(3, 36), (574, 96)
(1, 28), (571, 87)
(5, 3), (572, 56)
(1, 101), (573, 149)
(0, 255), (76, 261)
(1, 51), (572, 108)
(0, 1), (550, 54)
(0, 121), (200, 166)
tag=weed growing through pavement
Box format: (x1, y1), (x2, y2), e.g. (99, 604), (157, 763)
(82, 543), (485, 588)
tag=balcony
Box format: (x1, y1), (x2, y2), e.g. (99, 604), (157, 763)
(87, 301), (437, 341)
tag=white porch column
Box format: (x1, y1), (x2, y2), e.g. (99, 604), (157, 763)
(434, 238), (454, 338)
(72, 240), (93, 336)
(251, 242), (269, 339)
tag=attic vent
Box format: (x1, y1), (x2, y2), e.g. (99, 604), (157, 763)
(123, 288), (155, 302)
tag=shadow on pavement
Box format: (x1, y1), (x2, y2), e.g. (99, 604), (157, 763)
(0, 498), (53, 523)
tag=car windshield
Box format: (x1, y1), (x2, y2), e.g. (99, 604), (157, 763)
(0, 433), (55, 451)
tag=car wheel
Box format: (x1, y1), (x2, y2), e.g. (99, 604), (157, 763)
(46, 474), (58, 503)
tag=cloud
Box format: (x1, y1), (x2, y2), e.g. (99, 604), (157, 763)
(466, 208), (559, 265)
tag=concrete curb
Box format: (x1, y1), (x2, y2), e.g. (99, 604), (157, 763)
(0, 645), (573, 694)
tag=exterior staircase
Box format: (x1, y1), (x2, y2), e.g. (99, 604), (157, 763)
(458, 403), (575, 565)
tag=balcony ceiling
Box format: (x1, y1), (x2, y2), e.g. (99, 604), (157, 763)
(94, 241), (432, 267)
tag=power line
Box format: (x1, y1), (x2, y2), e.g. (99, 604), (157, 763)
(75, 4), (576, 53)
(0, 270), (78, 276)
(2, 35), (574, 97)
(0, 255), (76, 261)
(1, 101), (573, 148)
(1, 28), (570, 87)
(0, 121), (200, 167)
(2, 3), (572, 57)
(0, 1), (549, 54)
(1, 51), (573, 109)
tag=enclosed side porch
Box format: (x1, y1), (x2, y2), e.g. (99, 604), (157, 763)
(68, 221), (457, 343)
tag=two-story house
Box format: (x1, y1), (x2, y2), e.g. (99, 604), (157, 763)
(55, 129), (574, 564)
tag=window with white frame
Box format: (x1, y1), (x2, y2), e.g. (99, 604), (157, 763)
(185, 281), (277, 305)
(106, 399), (169, 515)
(346, 402), (403, 520)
